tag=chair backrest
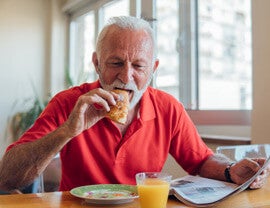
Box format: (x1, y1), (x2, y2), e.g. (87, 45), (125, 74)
(0, 176), (43, 195)
(216, 144), (270, 161)
(21, 175), (44, 193)
(0, 153), (60, 194)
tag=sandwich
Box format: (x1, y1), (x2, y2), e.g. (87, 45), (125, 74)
(106, 89), (129, 124)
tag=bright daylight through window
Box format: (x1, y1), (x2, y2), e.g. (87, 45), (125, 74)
(156, 0), (252, 110)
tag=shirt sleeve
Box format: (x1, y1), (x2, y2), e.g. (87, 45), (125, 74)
(169, 105), (214, 175)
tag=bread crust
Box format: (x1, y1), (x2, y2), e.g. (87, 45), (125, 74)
(106, 89), (129, 124)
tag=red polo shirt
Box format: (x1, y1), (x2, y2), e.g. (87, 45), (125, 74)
(7, 81), (213, 191)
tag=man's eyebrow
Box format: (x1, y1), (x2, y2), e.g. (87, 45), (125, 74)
(106, 56), (149, 63)
(107, 56), (123, 61)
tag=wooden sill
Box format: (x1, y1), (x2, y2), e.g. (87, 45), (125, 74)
(187, 110), (251, 125)
(201, 134), (251, 145)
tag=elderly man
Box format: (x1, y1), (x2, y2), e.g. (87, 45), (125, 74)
(0, 16), (269, 192)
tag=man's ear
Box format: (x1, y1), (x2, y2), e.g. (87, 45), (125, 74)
(92, 52), (99, 73)
(153, 59), (159, 73)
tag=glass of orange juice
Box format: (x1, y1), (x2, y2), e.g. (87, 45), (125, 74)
(135, 172), (172, 208)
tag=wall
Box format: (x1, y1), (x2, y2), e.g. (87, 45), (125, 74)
(251, 0), (270, 144)
(0, 0), (67, 156)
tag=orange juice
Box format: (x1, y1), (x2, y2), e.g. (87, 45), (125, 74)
(137, 178), (170, 208)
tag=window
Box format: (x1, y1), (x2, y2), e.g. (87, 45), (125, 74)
(197, 0), (252, 110)
(156, 0), (252, 124)
(69, 12), (95, 85)
(103, 0), (129, 23)
(155, 0), (179, 100)
(156, 0), (252, 110)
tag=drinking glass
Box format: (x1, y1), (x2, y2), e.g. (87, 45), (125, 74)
(135, 172), (172, 208)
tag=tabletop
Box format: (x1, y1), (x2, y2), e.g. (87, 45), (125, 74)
(0, 177), (269, 208)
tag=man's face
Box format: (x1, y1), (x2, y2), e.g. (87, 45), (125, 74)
(93, 26), (159, 109)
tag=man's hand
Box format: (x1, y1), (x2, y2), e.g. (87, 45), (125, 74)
(230, 158), (270, 189)
(62, 88), (119, 138)
(199, 154), (269, 189)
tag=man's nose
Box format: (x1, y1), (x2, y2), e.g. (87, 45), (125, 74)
(118, 63), (134, 84)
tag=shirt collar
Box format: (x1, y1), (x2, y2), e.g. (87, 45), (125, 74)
(139, 87), (156, 121)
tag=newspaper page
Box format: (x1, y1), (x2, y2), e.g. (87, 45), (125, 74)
(170, 155), (270, 207)
(170, 175), (238, 206)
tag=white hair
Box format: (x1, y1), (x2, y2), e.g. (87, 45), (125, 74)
(95, 16), (156, 61)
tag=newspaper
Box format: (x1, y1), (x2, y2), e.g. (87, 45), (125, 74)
(170, 156), (270, 207)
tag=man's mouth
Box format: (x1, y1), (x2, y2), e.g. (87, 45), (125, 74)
(115, 88), (133, 101)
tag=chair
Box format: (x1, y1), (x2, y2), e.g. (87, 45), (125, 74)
(0, 175), (44, 195)
(21, 153), (60, 193)
(21, 174), (44, 193)
(0, 153), (60, 194)
(24, 154), (60, 193)
(216, 144), (270, 161)
(43, 155), (61, 192)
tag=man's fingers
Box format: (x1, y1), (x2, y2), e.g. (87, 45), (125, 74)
(249, 178), (266, 189)
(252, 158), (267, 167)
(241, 158), (261, 172)
(80, 89), (116, 112)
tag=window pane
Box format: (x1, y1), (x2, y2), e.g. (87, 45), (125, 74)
(69, 12), (95, 85)
(156, 0), (179, 100)
(198, 0), (252, 110)
(84, 13), (96, 82)
(103, 0), (129, 22)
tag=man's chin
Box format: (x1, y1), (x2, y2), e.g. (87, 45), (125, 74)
(129, 91), (145, 109)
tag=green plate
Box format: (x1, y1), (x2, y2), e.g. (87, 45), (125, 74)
(70, 184), (138, 204)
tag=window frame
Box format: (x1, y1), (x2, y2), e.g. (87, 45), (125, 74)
(178, 0), (251, 125)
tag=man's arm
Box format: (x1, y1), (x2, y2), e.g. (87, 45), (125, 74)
(199, 154), (270, 189)
(0, 88), (118, 192)
(0, 125), (70, 192)
(199, 154), (233, 182)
